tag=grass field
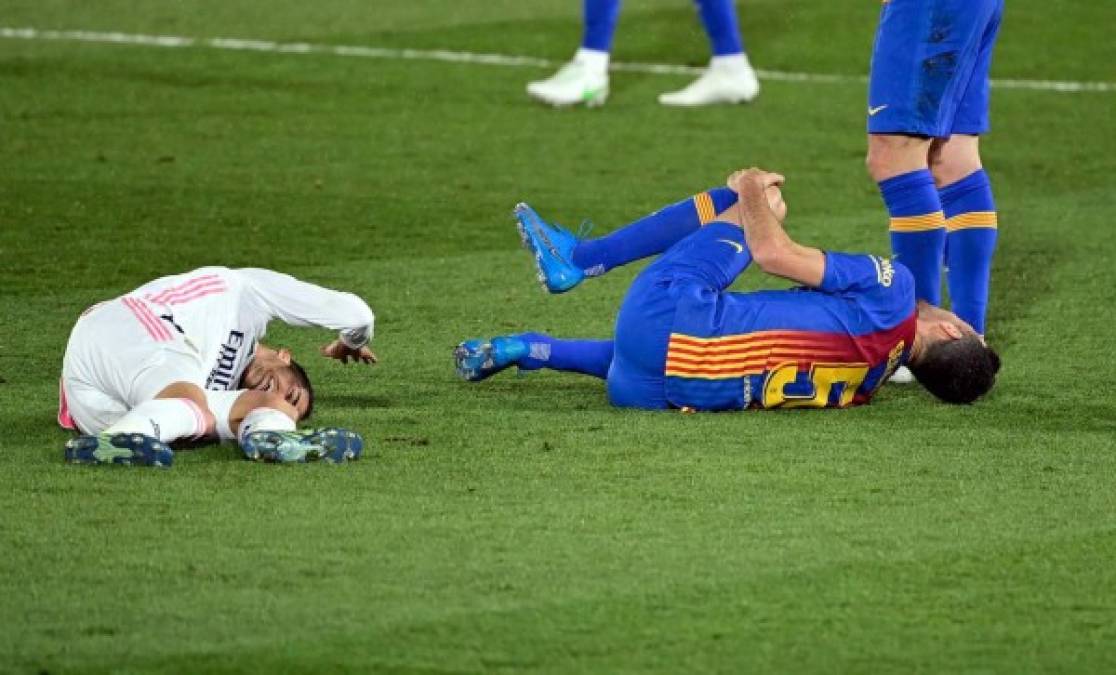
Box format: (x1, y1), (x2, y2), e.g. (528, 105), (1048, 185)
(2, 1), (1116, 672)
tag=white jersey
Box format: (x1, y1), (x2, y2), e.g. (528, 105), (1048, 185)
(60, 267), (373, 434)
(129, 266), (373, 391)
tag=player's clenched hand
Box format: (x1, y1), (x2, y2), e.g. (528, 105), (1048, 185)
(320, 339), (378, 365)
(727, 168), (785, 194)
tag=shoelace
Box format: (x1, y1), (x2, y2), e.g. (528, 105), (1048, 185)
(575, 220), (595, 241)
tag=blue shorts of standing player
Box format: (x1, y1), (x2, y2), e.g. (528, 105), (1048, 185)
(456, 169), (1000, 409)
(866, 0), (1004, 343)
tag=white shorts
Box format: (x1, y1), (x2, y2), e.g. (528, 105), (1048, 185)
(59, 298), (208, 434)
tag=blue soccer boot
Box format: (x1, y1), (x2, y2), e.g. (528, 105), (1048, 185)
(241, 427), (364, 464)
(454, 336), (529, 382)
(514, 202), (585, 293)
(64, 432), (174, 467)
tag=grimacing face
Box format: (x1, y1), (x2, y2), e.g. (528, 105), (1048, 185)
(241, 356), (311, 420)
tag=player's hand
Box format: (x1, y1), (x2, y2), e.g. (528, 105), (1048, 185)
(727, 168), (785, 194)
(320, 339), (378, 365)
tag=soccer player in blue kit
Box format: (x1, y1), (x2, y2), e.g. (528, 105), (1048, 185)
(455, 169), (1000, 409)
(866, 0), (1003, 355)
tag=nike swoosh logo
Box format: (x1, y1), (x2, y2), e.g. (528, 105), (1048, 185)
(717, 239), (744, 254)
(868, 104), (889, 116)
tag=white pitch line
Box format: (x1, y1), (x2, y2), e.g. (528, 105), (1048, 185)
(2, 26), (1114, 94)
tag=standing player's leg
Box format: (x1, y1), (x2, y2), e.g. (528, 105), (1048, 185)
(515, 187), (739, 293)
(933, 2), (1003, 336)
(867, 0), (1002, 309)
(659, 0), (760, 106)
(868, 137), (945, 306)
(526, 0), (617, 107)
(865, 0), (947, 306)
(932, 136), (997, 335)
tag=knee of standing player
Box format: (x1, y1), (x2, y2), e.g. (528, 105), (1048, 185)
(865, 134), (930, 182)
(928, 137), (983, 187)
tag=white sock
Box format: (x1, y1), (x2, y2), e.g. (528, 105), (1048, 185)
(574, 48), (610, 75)
(205, 389), (244, 442)
(710, 53), (752, 73)
(237, 407), (296, 446)
(104, 398), (209, 443)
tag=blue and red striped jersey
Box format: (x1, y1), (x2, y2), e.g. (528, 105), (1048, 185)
(664, 253), (917, 410)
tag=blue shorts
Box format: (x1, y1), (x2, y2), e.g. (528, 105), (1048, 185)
(606, 223), (752, 410)
(868, 0), (1003, 138)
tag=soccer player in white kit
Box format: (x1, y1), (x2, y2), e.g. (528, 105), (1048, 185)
(59, 267), (375, 466)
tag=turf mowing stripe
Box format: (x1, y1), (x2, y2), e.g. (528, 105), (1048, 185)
(2, 26), (1115, 94)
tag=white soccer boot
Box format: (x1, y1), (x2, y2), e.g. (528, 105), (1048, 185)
(658, 54), (760, 107)
(527, 56), (609, 108)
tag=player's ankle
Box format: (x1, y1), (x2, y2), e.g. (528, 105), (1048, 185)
(710, 53), (752, 73)
(574, 48), (610, 75)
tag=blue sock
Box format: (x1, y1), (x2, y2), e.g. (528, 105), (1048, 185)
(941, 169), (997, 334)
(572, 187), (738, 276)
(695, 0), (745, 55)
(881, 169), (946, 305)
(582, 0), (622, 52)
(516, 333), (614, 380)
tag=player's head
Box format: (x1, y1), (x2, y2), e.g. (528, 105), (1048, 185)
(909, 302), (1000, 404)
(288, 359), (315, 420)
(241, 347), (315, 420)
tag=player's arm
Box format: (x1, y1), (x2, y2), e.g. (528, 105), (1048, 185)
(726, 168), (826, 287)
(237, 268), (376, 365)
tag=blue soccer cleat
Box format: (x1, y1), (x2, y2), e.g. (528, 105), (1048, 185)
(514, 202), (585, 294)
(64, 432), (174, 467)
(454, 336), (528, 382)
(241, 427), (364, 464)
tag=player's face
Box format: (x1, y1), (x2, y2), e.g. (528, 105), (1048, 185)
(241, 360), (311, 419)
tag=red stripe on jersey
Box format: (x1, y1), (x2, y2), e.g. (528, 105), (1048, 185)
(123, 297), (171, 342)
(667, 314), (917, 382)
(146, 274), (221, 304)
(166, 283), (228, 305)
(150, 278), (227, 305)
(669, 331), (844, 349)
(666, 348), (852, 363)
(670, 319), (915, 368)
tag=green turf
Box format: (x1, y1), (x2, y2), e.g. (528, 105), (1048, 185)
(2, 1), (1116, 673)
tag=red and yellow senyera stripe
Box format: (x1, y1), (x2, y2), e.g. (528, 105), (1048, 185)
(888, 211), (946, 233)
(946, 211), (998, 231)
(693, 192), (717, 224)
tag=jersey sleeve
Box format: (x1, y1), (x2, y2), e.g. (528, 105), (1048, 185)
(818, 252), (897, 295)
(235, 268), (374, 348)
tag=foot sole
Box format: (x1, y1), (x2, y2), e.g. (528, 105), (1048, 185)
(64, 433), (174, 467)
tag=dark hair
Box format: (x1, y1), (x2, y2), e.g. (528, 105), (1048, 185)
(289, 359), (315, 420)
(909, 335), (1001, 404)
